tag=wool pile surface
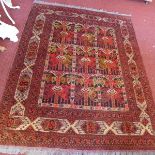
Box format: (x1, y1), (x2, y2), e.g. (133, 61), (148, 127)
(0, 2), (155, 151)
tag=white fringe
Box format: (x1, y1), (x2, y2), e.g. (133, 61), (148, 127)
(33, 0), (132, 17)
(0, 145), (155, 155)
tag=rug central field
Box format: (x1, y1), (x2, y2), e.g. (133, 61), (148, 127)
(0, 2), (155, 150)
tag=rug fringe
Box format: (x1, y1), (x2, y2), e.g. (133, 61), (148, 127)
(33, 0), (132, 17)
(0, 145), (155, 155)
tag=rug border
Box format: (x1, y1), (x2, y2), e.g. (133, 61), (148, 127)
(33, 0), (132, 17)
(0, 144), (155, 155)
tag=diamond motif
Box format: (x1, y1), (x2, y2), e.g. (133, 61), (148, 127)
(107, 88), (117, 95)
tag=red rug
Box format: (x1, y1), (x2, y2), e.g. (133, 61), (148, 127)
(0, 1), (155, 151)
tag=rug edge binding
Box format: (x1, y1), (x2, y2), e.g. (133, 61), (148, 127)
(0, 145), (155, 155)
(33, 0), (132, 17)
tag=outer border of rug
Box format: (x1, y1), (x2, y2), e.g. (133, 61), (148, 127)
(34, 0), (132, 16)
(0, 145), (155, 155)
(0, 0), (155, 154)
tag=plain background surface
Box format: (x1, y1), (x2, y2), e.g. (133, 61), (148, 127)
(0, 0), (155, 104)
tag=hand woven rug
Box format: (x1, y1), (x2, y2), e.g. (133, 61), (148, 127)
(0, 1), (155, 155)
